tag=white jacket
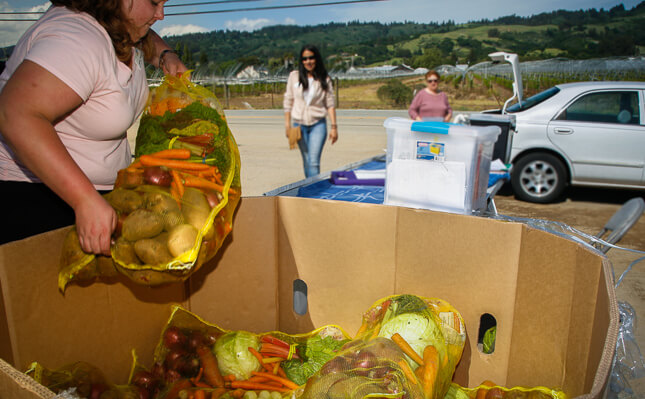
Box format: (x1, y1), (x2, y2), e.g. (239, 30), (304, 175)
(283, 70), (335, 126)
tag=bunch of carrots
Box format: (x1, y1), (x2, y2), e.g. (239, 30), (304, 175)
(390, 333), (444, 398)
(160, 333), (300, 399)
(126, 148), (236, 203)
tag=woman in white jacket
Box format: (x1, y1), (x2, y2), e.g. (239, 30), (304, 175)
(284, 45), (338, 178)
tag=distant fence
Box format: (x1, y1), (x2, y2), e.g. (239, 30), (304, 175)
(438, 56), (645, 82)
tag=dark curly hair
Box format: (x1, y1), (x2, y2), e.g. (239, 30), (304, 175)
(298, 44), (330, 92)
(50, 0), (155, 62)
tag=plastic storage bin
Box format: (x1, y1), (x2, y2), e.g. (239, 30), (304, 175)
(384, 117), (501, 214)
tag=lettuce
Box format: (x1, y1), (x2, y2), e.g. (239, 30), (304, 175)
(282, 335), (349, 386)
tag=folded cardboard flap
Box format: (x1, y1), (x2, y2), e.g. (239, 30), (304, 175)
(0, 196), (617, 399)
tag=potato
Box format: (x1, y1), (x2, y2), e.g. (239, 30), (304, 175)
(104, 188), (143, 213)
(134, 238), (174, 265)
(181, 187), (214, 239)
(167, 224), (199, 257)
(144, 191), (180, 214)
(113, 237), (142, 265)
(121, 209), (164, 241)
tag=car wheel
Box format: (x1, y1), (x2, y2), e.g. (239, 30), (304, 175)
(511, 153), (567, 203)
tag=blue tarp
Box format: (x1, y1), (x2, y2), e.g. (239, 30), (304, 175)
(296, 160), (509, 204)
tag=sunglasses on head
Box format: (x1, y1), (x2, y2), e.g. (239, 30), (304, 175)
(428, 79), (438, 83)
(302, 55), (316, 61)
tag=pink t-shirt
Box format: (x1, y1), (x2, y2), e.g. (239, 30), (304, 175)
(0, 6), (149, 190)
(408, 90), (452, 120)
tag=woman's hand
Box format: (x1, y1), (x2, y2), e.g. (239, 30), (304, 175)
(74, 193), (117, 256)
(160, 50), (188, 77)
(329, 125), (338, 144)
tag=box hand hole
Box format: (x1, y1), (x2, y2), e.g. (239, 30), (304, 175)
(477, 313), (497, 354)
(293, 279), (308, 315)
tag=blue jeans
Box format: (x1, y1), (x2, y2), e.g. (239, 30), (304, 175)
(295, 119), (327, 178)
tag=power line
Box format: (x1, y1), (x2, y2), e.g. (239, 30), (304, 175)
(165, 0), (388, 16)
(164, 0), (265, 8)
(0, 0), (387, 22)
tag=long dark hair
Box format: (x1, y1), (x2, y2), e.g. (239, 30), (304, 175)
(298, 44), (330, 92)
(50, 0), (155, 63)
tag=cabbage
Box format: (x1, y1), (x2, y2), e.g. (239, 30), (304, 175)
(214, 331), (261, 380)
(377, 297), (447, 370)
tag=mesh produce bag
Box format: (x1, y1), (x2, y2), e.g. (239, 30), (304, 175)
(59, 72), (241, 291)
(297, 294), (467, 399)
(129, 306), (352, 399)
(445, 381), (568, 399)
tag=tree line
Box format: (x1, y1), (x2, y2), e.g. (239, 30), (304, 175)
(162, 2), (644, 74)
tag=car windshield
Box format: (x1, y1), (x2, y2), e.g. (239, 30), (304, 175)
(507, 86), (560, 113)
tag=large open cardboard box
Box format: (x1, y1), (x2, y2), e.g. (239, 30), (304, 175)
(0, 197), (618, 399)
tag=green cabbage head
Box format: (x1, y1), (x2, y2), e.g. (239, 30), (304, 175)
(378, 312), (446, 370)
(214, 331), (261, 380)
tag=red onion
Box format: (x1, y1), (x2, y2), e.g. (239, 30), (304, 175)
(143, 166), (172, 186)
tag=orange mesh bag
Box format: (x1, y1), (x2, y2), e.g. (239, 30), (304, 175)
(59, 72), (241, 291)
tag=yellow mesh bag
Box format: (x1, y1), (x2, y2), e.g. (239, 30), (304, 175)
(298, 294), (467, 399)
(26, 361), (139, 398)
(128, 305), (352, 399)
(445, 381), (568, 399)
(59, 72), (241, 291)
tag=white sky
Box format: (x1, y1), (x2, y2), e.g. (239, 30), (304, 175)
(0, 0), (641, 47)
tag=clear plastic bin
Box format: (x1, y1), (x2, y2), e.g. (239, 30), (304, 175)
(384, 117), (501, 214)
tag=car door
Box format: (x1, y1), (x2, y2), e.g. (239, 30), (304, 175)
(547, 89), (645, 186)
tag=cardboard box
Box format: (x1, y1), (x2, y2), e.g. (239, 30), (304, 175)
(0, 197), (618, 398)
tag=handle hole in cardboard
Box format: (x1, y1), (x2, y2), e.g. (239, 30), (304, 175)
(477, 313), (497, 354)
(293, 279), (308, 315)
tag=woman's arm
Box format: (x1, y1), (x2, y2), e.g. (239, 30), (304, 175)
(147, 29), (188, 76)
(0, 61), (116, 255)
(443, 93), (453, 122)
(283, 72), (296, 136)
(408, 91), (422, 120)
(327, 107), (338, 144)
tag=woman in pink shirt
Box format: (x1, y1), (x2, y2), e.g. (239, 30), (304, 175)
(408, 70), (453, 122)
(0, 0), (186, 253)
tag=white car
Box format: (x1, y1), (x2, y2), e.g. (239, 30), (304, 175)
(499, 81), (645, 203)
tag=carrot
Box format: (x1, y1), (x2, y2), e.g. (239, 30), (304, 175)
(260, 343), (300, 359)
(230, 381), (290, 393)
(171, 169), (185, 197)
(195, 390), (207, 399)
(193, 381), (213, 389)
(230, 388), (246, 398)
(140, 155), (210, 170)
(248, 375), (271, 383)
(127, 160), (143, 170)
(197, 345), (225, 388)
(391, 333), (424, 366)
(170, 180), (182, 204)
(149, 149), (192, 160)
(276, 365), (287, 379)
(397, 360), (417, 385)
(272, 362), (280, 375)
(191, 367), (204, 384)
(223, 374), (236, 382)
(182, 174), (227, 193)
(211, 387), (228, 399)
(248, 347), (274, 372)
(251, 372), (300, 390)
(421, 345), (439, 397)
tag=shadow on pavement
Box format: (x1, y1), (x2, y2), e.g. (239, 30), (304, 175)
(496, 182), (644, 206)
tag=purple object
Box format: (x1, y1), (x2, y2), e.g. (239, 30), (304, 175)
(330, 171), (385, 186)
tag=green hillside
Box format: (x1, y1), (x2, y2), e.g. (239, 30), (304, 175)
(164, 2), (645, 73)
